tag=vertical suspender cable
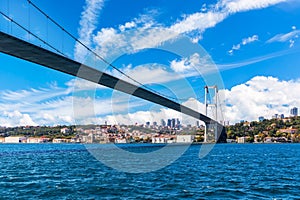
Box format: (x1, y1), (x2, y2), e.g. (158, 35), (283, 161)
(61, 29), (65, 52)
(23, 0), (202, 103)
(7, 0), (10, 33)
(46, 15), (49, 50)
(28, 0), (31, 41)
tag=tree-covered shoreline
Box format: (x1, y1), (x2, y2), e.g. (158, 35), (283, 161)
(226, 116), (300, 143)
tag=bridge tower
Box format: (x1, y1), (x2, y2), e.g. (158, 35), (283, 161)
(204, 85), (219, 143)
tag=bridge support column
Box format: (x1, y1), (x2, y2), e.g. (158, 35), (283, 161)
(204, 123), (207, 143)
(204, 85), (218, 143)
(205, 122), (227, 143)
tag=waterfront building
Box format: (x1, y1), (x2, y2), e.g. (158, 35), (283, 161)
(52, 138), (71, 143)
(237, 137), (247, 143)
(152, 136), (166, 143)
(115, 138), (127, 143)
(4, 136), (27, 143)
(226, 139), (236, 143)
(152, 135), (176, 143)
(290, 107), (298, 116)
(176, 135), (194, 143)
(27, 137), (41, 143)
(264, 137), (273, 143)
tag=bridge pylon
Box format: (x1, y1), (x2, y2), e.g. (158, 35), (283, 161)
(204, 85), (225, 143)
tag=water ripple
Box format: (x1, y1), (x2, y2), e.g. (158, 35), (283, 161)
(0, 143), (299, 199)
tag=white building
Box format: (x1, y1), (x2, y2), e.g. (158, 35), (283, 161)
(60, 128), (70, 134)
(152, 137), (166, 143)
(52, 138), (71, 143)
(27, 137), (41, 143)
(115, 138), (127, 143)
(81, 133), (94, 143)
(176, 135), (194, 143)
(4, 136), (27, 143)
(237, 137), (246, 143)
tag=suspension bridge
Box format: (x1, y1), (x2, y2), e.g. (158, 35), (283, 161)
(0, 0), (226, 143)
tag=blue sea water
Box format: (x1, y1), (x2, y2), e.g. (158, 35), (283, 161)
(0, 143), (299, 199)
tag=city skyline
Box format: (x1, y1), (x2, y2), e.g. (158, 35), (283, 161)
(1, 0), (300, 127)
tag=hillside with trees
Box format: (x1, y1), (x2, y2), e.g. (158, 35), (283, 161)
(226, 116), (300, 143)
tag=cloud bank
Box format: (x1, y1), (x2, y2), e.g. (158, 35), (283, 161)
(1, 76), (300, 126)
(74, 0), (287, 61)
(222, 76), (300, 123)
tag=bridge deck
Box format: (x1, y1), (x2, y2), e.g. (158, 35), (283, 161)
(0, 31), (216, 124)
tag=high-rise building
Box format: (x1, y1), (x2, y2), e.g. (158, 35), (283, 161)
(176, 118), (181, 129)
(290, 107), (298, 116)
(176, 118), (180, 126)
(171, 118), (176, 128)
(161, 119), (166, 127)
(272, 114), (278, 119)
(167, 119), (172, 127)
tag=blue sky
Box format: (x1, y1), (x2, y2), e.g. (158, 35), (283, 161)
(1, 0), (300, 126)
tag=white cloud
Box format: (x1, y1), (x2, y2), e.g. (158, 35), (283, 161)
(2, 75), (300, 127)
(114, 64), (178, 85)
(76, 0), (285, 61)
(0, 77), (152, 126)
(289, 39), (295, 48)
(219, 48), (292, 70)
(221, 76), (300, 124)
(267, 30), (300, 44)
(233, 44), (241, 50)
(1, 110), (37, 127)
(112, 74), (300, 125)
(242, 35), (259, 45)
(169, 12), (227, 34)
(229, 35), (259, 55)
(75, 0), (105, 61)
(66, 78), (107, 91)
(170, 53), (201, 73)
(219, 0), (287, 13)
(110, 53), (215, 86)
(267, 29), (300, 48)
(104, 102), (201, 126)
(119, 21), (136, 32)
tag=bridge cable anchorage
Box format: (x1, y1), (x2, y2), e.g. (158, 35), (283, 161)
(0, 11), (67, 58)
(26, 0), (202, 102)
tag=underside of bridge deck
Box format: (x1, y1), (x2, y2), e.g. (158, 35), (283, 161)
(0, 31), (227, 142)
